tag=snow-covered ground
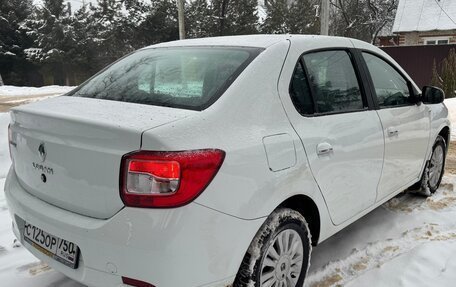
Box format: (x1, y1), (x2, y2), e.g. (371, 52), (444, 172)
(0, 85), (75, 98)
(0, 86), (76, 109)
(444, 98), (456, 141)
(1, 91), (456, 286)
(306, 175), (456, 286)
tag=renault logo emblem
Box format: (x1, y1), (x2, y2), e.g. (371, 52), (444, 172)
(38, 143), (46, 162)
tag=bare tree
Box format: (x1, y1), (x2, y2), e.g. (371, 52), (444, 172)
(366, 0), (398, 43)
(330, 0), (398, 43)
(0, 73), (3, 86)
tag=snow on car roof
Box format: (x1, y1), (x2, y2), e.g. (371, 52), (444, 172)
(143, 34), (347, 49)
(393, 0), (456, 33)
(145, 34), (291, 49)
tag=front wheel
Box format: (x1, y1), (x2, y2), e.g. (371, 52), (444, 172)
(234, 208), (311, 287)
(414, 135), (446, 194)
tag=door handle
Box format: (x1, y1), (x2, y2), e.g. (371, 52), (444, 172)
(387, 127), (399, 137)
(317, 142), (333, 156)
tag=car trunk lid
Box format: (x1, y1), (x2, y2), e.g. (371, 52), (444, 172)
(9, 96), (195, 219)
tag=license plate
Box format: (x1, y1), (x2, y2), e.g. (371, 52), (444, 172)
(23, 222), (80, 269)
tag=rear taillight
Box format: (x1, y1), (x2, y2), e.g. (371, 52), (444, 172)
(120, 149), (225, 208)
(122, 276), (155, 287)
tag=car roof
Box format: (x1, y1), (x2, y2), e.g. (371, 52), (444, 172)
(143, 34), (358, 49)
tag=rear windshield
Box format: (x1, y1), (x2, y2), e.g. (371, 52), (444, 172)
(69, 47), (262, 110)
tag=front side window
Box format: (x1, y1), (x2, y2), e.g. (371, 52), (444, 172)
(69, 47), (261, 110)
(362, 52), (411, 108)
(302, 50), (364, 114)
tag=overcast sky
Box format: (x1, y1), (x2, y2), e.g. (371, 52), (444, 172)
(33, 0), (96, 13)
(32, 0), (266, 19)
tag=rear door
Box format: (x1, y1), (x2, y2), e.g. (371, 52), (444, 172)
(282, 48), (384, 225)
(360, 52), (431, 200)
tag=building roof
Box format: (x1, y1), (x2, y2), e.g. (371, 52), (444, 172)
(393, 0), (456, 33)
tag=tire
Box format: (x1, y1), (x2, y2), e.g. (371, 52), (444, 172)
(412, 135), (446, 194)
(233, 208), (311, 287)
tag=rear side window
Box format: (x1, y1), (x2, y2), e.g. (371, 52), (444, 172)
(362, 52), (411, 108)
(289, 62), (314, 115)
(302, 50), (364, 114)
(69, 47), (261, 110)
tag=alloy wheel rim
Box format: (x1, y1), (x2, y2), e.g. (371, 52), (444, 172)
(259, 229), (304, 287)
(429, 145), (444, 189)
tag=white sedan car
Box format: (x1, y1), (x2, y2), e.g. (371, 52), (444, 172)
(5, 35), (450, 287)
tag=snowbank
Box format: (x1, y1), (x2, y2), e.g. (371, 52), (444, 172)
(0, 85), (75, 97)
(306, 176), (456, 286)
(0, 114), (10, 179)
(445, 98), (456, 140)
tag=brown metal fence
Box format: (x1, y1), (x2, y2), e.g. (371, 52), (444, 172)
(380, 44), (456, 89)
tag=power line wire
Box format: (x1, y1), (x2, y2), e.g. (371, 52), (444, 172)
(434, 0), (456, 27)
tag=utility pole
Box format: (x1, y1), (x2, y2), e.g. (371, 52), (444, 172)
(177, 0), (186, 40)
(320, 0), (329, 35)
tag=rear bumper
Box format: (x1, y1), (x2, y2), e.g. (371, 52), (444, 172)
(5, 168), (264, 287)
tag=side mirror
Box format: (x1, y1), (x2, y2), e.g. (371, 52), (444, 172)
(422, 86), (445, 104)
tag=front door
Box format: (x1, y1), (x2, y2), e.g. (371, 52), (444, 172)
(361, 52), (431, 200)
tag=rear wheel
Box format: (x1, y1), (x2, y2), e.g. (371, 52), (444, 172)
(412, 135), (446, 194)
(234, 208), (311, 287)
